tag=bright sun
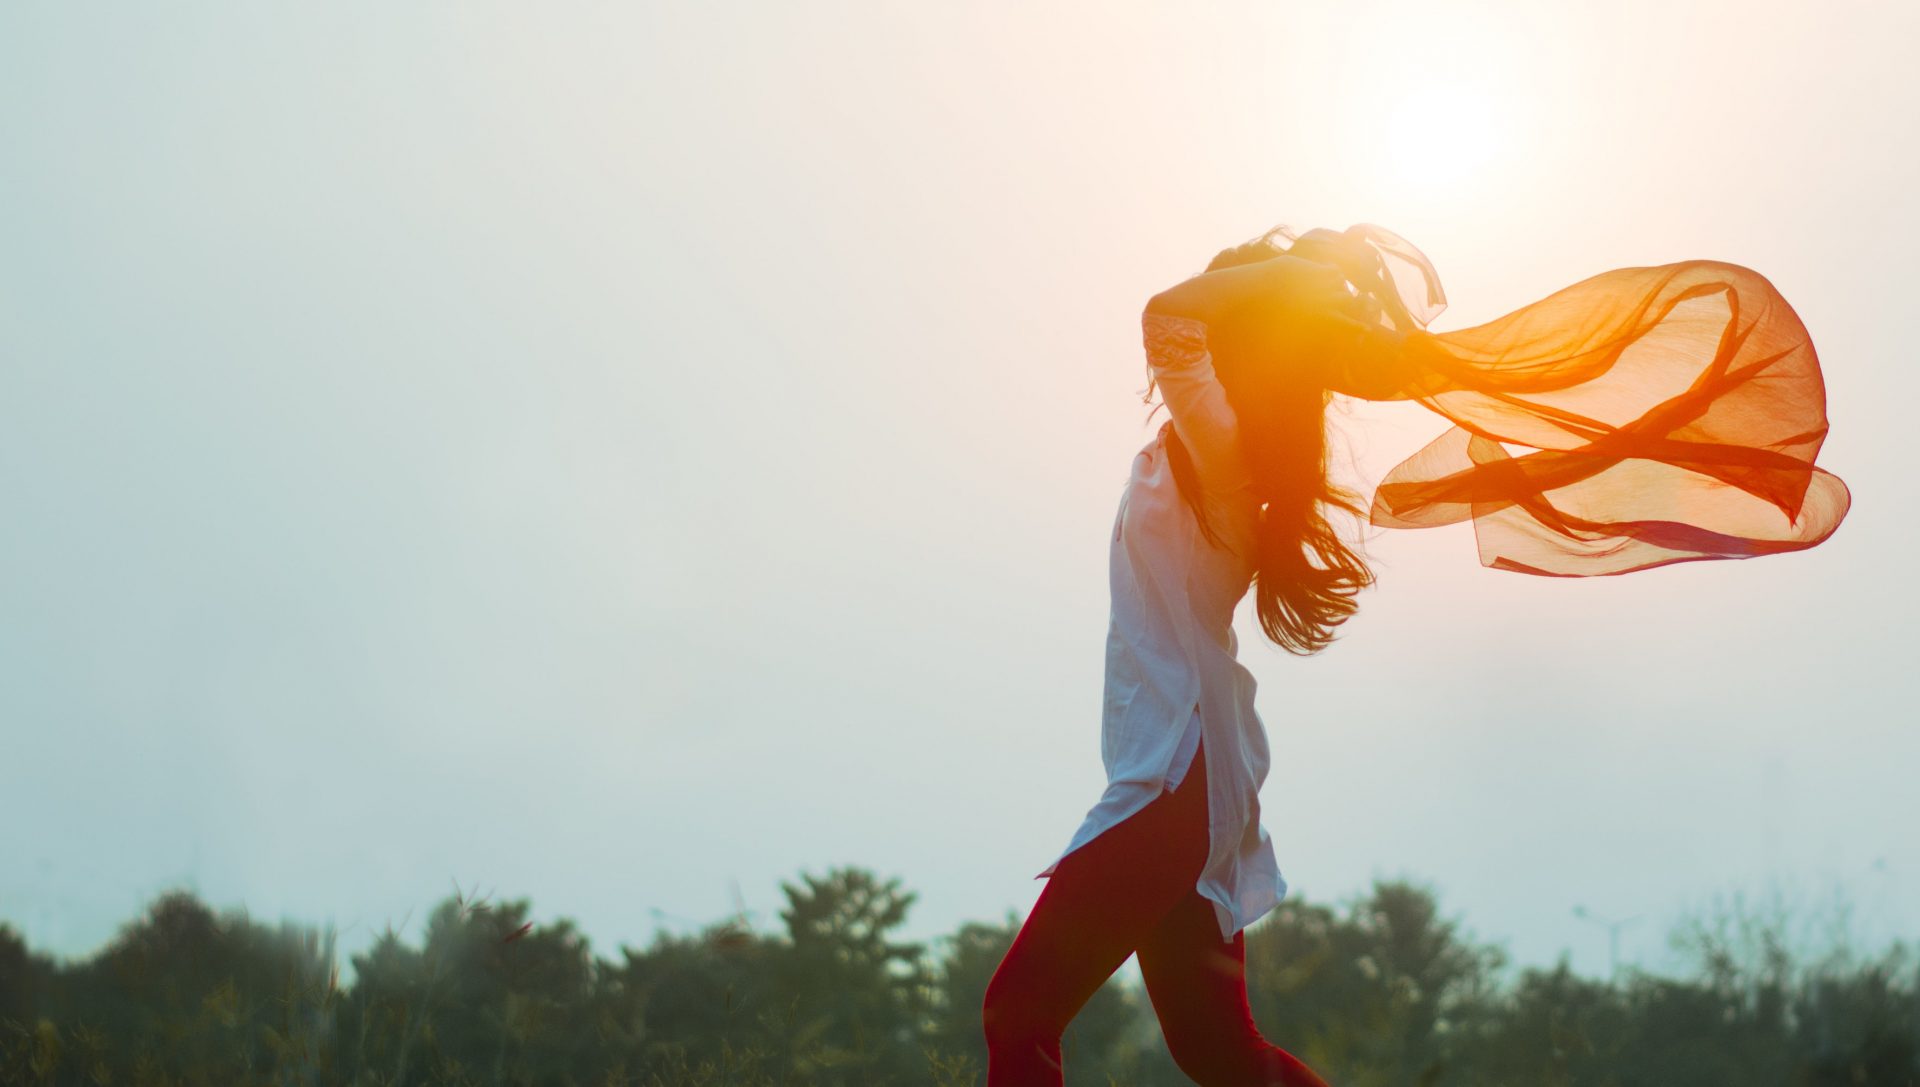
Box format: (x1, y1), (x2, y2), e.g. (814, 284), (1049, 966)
(1382, 80), (1508, 191)
(1327, 3), (1535, 208)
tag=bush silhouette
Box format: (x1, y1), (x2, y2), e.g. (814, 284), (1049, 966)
(1, 871), (1914, 1086)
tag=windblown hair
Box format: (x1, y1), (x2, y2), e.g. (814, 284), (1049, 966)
(1148, 243), (1376, 656)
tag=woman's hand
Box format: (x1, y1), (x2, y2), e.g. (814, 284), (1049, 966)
(1203, 232), (1289, 274)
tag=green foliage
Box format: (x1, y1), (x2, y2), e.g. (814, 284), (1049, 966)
(336, 884), (602, 1085)
(1214, 879), (1504, 1086)
(773, 867), (930, 1084)
(1, 873), (1914, 1086)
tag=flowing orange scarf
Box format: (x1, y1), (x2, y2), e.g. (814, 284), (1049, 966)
(1279, 223), (1852, 576)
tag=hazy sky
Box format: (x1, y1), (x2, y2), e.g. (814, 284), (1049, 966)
(4, 1), (1916, 986)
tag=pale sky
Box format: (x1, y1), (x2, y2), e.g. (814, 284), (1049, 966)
(3, 1), (1916, 985)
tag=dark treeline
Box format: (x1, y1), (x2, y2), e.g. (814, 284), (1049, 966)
(1, 867), (1915, 1086)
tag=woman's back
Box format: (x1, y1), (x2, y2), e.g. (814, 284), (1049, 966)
(1037, 311), (1288, 947)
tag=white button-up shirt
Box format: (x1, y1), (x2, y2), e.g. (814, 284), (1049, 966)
(1036, 311), (1287, 944)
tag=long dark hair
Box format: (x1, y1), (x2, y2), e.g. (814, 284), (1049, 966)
(1148, 244), (1376, 656)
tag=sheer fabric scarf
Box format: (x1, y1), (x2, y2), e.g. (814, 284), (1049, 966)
(1267, 223), (1851, 576)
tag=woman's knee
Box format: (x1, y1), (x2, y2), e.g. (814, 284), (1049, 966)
(980, 971), (1055, 1050)
(983, 967), (1075, 1060)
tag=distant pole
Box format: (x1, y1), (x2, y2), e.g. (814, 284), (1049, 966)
(1572, 905), (1643, 980)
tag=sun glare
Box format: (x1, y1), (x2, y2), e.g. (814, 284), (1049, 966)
(1383, 80), (1506, 191)
(1315, 5), (1537, 210)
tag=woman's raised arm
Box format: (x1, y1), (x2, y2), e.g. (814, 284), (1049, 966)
(1146, 252), (1344, 324)
(1145, 252), (1383, 373)
(1141, 311), (1252, 496)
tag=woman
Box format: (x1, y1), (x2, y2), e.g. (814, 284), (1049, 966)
(976, 230), (1384, 1087)
(979, 223), (1849, 1086)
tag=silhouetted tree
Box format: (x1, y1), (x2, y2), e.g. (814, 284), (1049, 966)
(0, 926), (53, 1032)
(1227, 879), (1503, 1086)
(613, 917), (793, 1078)
(2, 870), (1916, 1086)
(774, 866), (930, 1085)
(17, 890), (337, 1085)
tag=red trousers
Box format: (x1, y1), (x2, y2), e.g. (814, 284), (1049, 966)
(981, 739), (1331, 1087)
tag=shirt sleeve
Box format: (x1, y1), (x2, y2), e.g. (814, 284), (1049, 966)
(1142, 311), (1254, 495)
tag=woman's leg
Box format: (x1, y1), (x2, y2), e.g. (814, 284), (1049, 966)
(1136, 891), (1333, 1087)
(981, 742), (1211, 1086)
